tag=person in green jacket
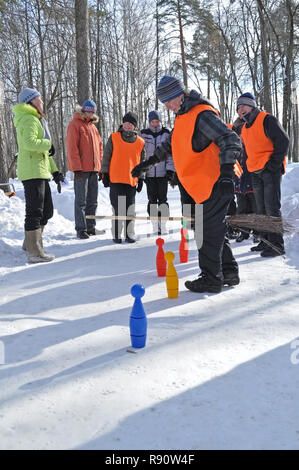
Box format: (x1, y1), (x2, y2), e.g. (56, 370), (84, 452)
(13, 87), (64, 263)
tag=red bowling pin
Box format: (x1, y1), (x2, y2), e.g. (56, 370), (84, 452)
(179, 228), (189, 263)
(156, 238), (166, 277)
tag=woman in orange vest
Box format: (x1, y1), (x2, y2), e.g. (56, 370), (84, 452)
(102, 112), (145, 243)
(237, 92), (289, 257)
(132, 76), (242, 294)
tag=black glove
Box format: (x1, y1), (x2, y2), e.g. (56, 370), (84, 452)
(131, 155), (159, 178)
(102, 173), (110, 187)
(52, 171), (65, 184)
(166, 170), (175, 185)
(136, 179), (143, 193)
(218, 164), (235, 197)
(74, 170), (84, 179)
(169, 172), (179, 188)
(98, 172), (103, 181)
(264, 159), (281, 173)
(49, 144), (55, 156)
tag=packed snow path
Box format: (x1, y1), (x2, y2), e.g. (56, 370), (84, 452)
(0, 169), (299, 450)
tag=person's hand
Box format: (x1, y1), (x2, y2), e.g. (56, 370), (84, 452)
(131, 155), (159, 178)
(52, 171), (64, 194)
(136, 179), (143, 193)
(169, 171), (179, 188)
(49, 144), (55, 156)
(102, 173), (110, 187)
(52, 171), (65, 184)
(131, 161), (149, 178)
(166, 170), (175, 186)
(218, 164), (234, 197)
(98, 172), (103, 181)
(264, 159), (280, 173)
(74, 171), (84, 179)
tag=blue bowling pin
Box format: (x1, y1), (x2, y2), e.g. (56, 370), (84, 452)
(130, 284), (147, 348)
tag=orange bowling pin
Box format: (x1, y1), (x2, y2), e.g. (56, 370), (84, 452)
(164, 251), (178, 298)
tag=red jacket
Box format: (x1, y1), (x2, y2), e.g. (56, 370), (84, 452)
(66, 111), (103, 172)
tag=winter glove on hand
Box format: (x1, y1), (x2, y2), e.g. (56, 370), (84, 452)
(166, 170), (175, 186)
(102, 173), (110, 188)
(52, 171), (65, 184)
(264, 159), (280, 173)
(131, 155), (160, 178)
(136, 179), (143, 193)
(49, 144), (55, 156)
(169, 172), (179, 188)
(52, 171), (64, 194)
(218, 163), (235, 197)
(74, 171), (84, 179)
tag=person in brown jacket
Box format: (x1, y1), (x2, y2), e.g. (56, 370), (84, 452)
(66, 100), (105, 239)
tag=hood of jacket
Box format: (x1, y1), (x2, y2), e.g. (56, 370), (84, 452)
(73, 105), (99, 124)
(177, 90), (215, 116)
(13, 103), (40, 127)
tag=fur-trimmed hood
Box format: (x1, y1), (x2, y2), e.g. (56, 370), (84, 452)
(73, 105), (99, 123)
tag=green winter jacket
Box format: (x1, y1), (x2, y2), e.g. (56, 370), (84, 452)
(13, 103), (58, 181)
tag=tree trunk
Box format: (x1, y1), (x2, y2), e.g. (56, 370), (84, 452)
(155, 0), (159, 109)
(0, 110), (8, 184)
(36, 0), (47, 112)
(75, 0), (91, 104)
(24, 0), (33, 88)
(256, 0), (272, 113)
(177, 0), (187, 88)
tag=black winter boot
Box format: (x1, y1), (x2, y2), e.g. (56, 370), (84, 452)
(223, 272), (240, 286)
(236, 233), (249, 243)
(251, 240), (267, 252)
(185, 275), (222, 293)
(77, 230), (89, 239)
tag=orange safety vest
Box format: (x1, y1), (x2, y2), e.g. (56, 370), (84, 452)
(172, 104), (221, 204)
(241, 111), (275, 172)
(110, 132), (144, 186)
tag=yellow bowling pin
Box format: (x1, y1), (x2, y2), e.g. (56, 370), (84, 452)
(164, 251), (179, 298)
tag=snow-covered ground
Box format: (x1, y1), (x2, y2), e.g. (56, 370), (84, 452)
(0, 165), (299, 450)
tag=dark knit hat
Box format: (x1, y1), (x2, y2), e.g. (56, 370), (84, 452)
(156, 76), (184, 103)
(18, 87), (41, 104)
(237, 93), (257, 110)
(148, 110), (162, 123)
(82, 99), (97, 113)
(122, 111), (138, 128)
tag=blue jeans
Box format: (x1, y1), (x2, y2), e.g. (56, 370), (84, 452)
(251, 169), (284, 250)
(74, 172), (98, 232)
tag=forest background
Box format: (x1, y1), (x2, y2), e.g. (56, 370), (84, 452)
(0, 0), (298, 183)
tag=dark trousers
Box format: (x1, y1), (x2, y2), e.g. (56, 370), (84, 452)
(145, 177), (169, 217)
(74, 172), (98, 232)
(236, 192), (257, 239)
(251, 170), (284, 250)
(179, 181), (238, 286)
(110, 183), (136, 239)
(22, 179), (53, 231)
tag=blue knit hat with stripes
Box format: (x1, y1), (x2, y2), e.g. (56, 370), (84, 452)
(157, 76), (184, 103)
(237, 93), (257, 111)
